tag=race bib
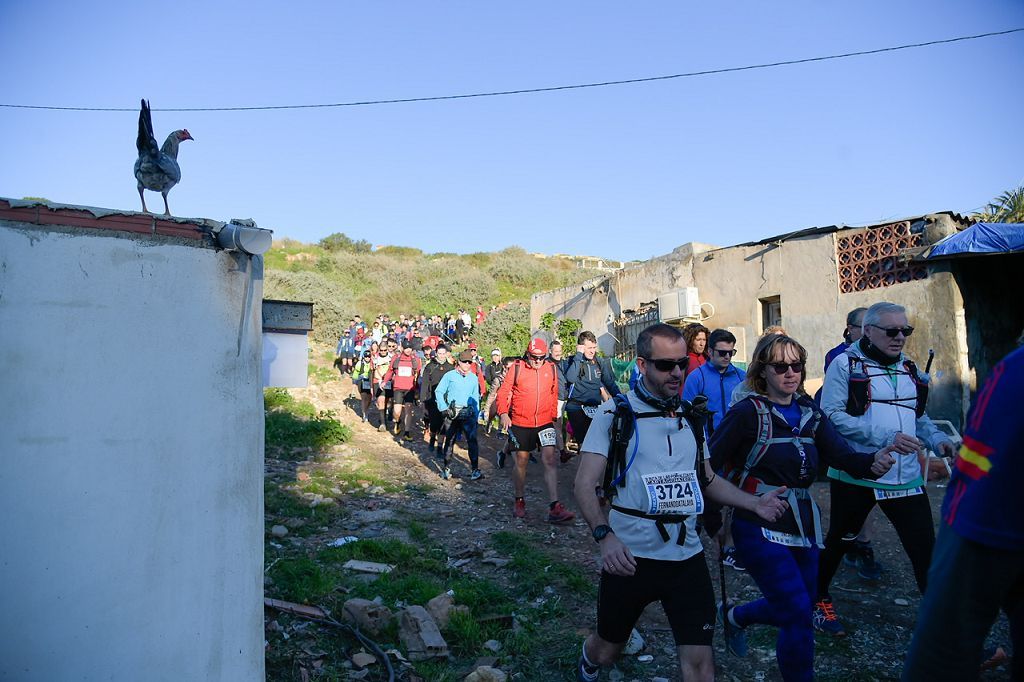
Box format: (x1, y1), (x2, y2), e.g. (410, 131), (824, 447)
(642, 471), (704, 515)
(398, 366), (413, 377)
(762, 527), (811, 548)
(582, 406), (598, 419)
(873, 486), (923, 501)
(538, 427), (557, 447)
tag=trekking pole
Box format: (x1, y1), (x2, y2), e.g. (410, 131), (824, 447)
(925, 349), (934, 374)
(717, 527), (731, 639)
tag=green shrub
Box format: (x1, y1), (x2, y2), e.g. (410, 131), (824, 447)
(319, 231), (372, 253)
(473, 303), (531, 357)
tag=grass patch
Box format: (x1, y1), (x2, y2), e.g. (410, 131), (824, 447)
(264, 388), (351, 456)
(491, 531), (595, 598)
(268, 557), (338, 603)
(307, 362), (336, 384)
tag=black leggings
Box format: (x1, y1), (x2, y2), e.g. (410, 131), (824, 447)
(817, 479), (935, 599)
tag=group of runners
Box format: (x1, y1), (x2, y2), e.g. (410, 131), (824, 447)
(334, 302), (1021, 681)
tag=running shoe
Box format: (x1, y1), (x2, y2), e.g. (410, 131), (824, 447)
(716, 602), (748, 657)
(722, 546), (746, 572)
(497, 450), (507, 469)
(427, 443), (435, 453)
(576, 656), (599, 682)
(547, 502), (575, 524)
(378, 423), (386, 432)
(513, 498), (526, 519)
(812, 598), (847, 637)
(470, 469), (483, 481)
(844, 541), (883, 581)
(439, 467), (451, 481)
(559, 449), (573, 464)
(403, 432), (413, 442)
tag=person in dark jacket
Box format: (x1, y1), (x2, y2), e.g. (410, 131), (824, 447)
(419, 344), (454, 452)
(709, 333), (895, 681)
(562, 330), (620, 445)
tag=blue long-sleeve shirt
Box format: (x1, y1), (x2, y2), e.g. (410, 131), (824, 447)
(682, 362), (746, 433)
(434, 369), (481, 414)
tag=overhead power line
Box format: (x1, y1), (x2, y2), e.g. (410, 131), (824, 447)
(2, 28), (1020, 113)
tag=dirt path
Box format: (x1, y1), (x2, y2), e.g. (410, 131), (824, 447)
(274, 374), (1013, 681)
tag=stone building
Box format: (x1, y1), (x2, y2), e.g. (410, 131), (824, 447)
(531, 212), (980, 426)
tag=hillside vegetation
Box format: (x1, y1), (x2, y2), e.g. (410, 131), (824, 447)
(263, 235), (604, 348)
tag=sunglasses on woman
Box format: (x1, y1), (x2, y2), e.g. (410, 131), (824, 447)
(768, 362), (805, 374)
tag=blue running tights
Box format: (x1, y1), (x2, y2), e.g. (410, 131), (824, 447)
(732, 517), (819, 682)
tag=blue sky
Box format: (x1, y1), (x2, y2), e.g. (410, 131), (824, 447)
(1, 1), (1021, 261)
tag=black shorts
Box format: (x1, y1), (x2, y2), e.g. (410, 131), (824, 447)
(508, 423), (557, 453)
(566, 407), (596, 444)
(356, 380), (372, 395)
(597, 554), (715, 647)
(393, 389), (416, 405)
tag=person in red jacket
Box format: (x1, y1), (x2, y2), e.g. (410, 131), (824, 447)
(382, 341), (422, 441)
(496, 337), (575, 524)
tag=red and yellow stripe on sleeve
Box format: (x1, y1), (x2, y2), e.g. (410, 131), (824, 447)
(956, 434), (994, 480)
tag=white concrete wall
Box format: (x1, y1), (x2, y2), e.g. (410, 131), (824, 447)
(0, 223), (265, 680)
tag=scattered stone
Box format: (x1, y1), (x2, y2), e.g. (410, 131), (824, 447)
(368, 486), (385, 495)
(464, 666), (507, 682)
(651, 678), (670, 682)
(483, 639), (502, 652)
(481, 557), (510, 568)
(351, 652), (377, 668)
(426, 593), (455, 628)
(398, 606), (449, 661)
(894, 598), (910, 606)
(342, 598), (394, 636)
(311, 497), (336, 507)
(343, 560), (394, 574)
(622, 628), (645, 655)
(608, 668), (624, 682)
(471, 656), (499, 670)
(270, 525), (289, 538)
(637, 654), (654, 663)
(297, 471), (311, 481)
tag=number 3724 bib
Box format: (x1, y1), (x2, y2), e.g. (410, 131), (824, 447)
(642, 471), (704, 515)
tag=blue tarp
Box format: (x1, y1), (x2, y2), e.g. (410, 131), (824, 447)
(925, 222), (1024, 259)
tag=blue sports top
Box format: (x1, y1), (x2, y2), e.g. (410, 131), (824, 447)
(942, 345), (1024, 551)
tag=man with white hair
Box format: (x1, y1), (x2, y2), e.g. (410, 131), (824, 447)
(814, 301), (955, 636)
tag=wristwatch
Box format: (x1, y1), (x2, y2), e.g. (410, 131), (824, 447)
(592, 524), (614, 543)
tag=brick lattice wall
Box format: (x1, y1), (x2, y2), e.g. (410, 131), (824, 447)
(836, 221), (927, 293)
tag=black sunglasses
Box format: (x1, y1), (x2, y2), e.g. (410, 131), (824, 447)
(528, 354), (546, 361)
(768, 362), (805, 375)
(643, 357), (689, 372)
(713, 348), (737, 358)
(868, 324), (914, 338)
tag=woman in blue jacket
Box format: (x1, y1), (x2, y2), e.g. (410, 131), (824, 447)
(709, 334), (896, 682)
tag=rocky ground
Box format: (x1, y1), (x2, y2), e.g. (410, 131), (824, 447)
(263, 365), (1013, 681)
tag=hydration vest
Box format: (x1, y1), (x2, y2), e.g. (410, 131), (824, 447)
(846, 355), (929, 418)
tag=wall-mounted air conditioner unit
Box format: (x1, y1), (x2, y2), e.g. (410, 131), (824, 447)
(658, 288), (701, 322)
